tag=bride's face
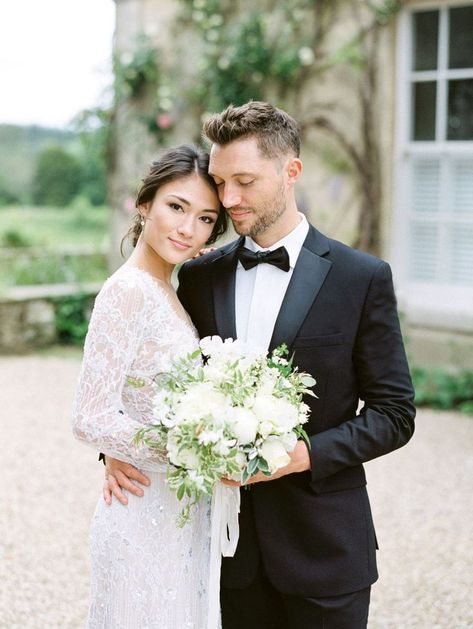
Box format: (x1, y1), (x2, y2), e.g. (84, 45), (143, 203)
(140, 174), (220, 265)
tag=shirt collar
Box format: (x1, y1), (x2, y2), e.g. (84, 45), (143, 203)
(244, 213), (309, 269)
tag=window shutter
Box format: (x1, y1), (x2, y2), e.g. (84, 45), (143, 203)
(452, 160), (473, 214)
(412, 159), (441, 213)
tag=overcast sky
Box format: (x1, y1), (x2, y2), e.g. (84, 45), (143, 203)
(0, 0), (115, 128)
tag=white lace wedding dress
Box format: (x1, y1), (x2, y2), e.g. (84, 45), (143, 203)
(72, 266), (214, 629)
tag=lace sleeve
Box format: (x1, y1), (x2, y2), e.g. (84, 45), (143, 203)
(71, 275), (165, 470)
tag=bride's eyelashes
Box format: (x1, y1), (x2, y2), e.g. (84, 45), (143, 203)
(200, 215), (216, 225)
(168, 202), (216, 225)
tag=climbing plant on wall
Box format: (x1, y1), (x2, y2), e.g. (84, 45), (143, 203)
(175, 0), (402, 255)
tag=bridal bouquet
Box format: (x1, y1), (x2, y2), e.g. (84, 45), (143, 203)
(135, 336), (316, 525)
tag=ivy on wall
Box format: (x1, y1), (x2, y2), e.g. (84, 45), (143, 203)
(110, 0), (403, 254)
(114, 37), (176, 145)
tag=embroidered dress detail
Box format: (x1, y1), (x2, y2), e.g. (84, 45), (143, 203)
(72, 266), (215, 629)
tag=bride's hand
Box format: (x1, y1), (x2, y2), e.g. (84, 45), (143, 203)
(103, 456), (150, 506)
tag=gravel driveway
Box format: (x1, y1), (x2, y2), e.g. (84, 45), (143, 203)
(0, 354), (472, 628)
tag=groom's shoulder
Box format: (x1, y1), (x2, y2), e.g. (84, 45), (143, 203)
(179, 238), (241, 276)
(309, 224), (388, 274)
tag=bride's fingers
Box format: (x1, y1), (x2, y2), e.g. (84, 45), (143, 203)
(127, 467), (151, 487)
(103, 479), (112, 505)
(193, 247), (216, 258)
(115, 470), (145, 498)
(107, 473), (129, 505)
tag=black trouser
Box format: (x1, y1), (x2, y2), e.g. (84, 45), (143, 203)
(221, 562), (371, 629)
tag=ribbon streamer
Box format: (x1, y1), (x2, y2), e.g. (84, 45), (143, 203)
(207, 483), (241, 629)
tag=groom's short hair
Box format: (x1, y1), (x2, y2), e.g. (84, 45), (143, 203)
(202, 101), (300, 159)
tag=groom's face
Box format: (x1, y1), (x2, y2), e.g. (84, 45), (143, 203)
(208, 137), (290, 240)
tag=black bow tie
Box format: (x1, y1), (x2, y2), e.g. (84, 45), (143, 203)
(237, 245), (290, 272)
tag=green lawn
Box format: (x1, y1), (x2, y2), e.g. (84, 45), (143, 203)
(0, 202), (110, 248)
(0, 202), (111, 287)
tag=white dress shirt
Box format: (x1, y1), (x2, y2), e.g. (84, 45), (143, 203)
(235, 213), (309, 351)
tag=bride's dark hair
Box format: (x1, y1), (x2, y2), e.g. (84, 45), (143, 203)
(121, 144), (227, 255)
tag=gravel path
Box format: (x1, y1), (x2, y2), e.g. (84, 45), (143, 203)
(0, 354), (472, 628)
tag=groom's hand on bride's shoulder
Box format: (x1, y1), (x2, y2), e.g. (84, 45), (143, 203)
(222, 441), (311, 487)
(103, 457), (150, 506)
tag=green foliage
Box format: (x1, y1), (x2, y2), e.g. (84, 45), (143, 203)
(53, 293), (95, 346)
(32, 146), (82, 207)
(115, 38), (160, 100)
(114, 38), (176, 145)
(0, 124), (75, 205)
(0, 204), (109, 248)
(72, 105), (115, 206)
(181, 3), (314, 112)
(412, 367), (473, 414)
(0, 250), (107, 287)
(0, 227), (33, 248)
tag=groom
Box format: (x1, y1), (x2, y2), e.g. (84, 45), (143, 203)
(105, 101), (415, 628)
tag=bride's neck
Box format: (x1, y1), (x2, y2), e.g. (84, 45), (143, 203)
(126, 245), (174, 287)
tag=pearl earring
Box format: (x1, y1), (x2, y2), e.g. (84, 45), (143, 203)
(140, 217), (145, 227)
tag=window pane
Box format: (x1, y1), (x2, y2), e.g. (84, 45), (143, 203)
(412, 82), (437, 140)
(413, 11), (439, 71)
(449, 6), (473, 69)
(447, 79), (473, 140)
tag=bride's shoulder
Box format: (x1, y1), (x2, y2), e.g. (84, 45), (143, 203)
(94, 266), (152, 310)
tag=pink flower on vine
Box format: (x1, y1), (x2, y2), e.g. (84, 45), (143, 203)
(157, 114), (172, 129)
(124, 197), (136, 215)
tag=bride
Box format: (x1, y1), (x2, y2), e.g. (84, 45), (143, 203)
(72, 145), (227, 628)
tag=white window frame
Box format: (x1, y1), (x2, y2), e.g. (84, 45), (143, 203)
(392, 1), (473, 332)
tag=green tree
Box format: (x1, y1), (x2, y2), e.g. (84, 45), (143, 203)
(32, 146), (82, 207)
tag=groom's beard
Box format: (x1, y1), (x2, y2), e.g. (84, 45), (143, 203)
(229, 183), (287, 239)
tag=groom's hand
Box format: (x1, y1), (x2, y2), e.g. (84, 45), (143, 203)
(222, 441), (311, 487)
(103, 457), (150, 505)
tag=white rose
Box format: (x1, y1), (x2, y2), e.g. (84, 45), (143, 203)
(252, 395), (299, 433)
(258, 419), (275, 439)
(260, 437), (291, 473)
(225, 406), (258, 444)
(174, 382), (227, 424)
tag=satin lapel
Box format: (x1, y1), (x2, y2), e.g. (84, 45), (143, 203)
(212, 239), (242, 340)
(269, 227), (332, 352)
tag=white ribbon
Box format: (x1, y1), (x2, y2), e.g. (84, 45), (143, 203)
(207, 482), (241, 629)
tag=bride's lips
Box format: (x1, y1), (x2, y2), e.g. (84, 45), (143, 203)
(168, 237), (192, 250)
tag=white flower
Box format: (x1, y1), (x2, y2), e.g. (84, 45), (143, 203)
(120, 51), (134, 66)
(213, 437), (237, 456)
(260, 437), (291, 473)
(258, 419), (275, 439)
(174, 382), (227, 424)
(168, 445), (200, 470)
(225, 406), (259, 445)
(198, 430), (221, 445)
(279, 431), (297, 453)
(187, 469), (205, 490)
(217, 56), (231, 70)
(252, 394), (299, 433)
(258, 371), (278, 395)
(298, 46), (315, 66)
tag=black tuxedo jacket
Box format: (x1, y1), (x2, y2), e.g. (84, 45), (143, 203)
(177, 224), (415, 598)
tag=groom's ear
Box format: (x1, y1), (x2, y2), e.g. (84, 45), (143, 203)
(285, 157), (303, 186)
